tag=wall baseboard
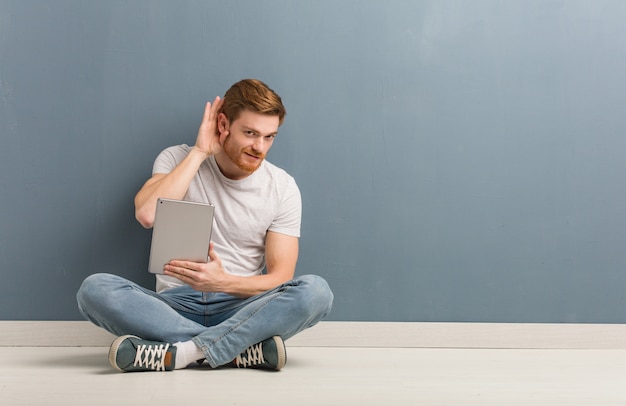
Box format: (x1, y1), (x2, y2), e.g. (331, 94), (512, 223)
(3, 321), (626, 348)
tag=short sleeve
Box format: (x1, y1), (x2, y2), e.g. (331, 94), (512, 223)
(269, 176), (302, 238)
(152, 145), (190, 175)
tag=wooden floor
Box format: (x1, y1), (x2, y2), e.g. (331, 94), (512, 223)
(3, 345), (626, 405)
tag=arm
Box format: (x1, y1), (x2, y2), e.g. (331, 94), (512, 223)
(164, 231), (299, 298)
(134, 148), (209, 228)
(134, 97), (225, 228)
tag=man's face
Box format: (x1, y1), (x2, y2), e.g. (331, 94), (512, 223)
(220, 110), (280, 178)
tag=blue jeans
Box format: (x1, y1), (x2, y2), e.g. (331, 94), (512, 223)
(76, 273), (333, 367)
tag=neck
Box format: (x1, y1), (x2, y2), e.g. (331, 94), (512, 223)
(214, 152), (253, 180)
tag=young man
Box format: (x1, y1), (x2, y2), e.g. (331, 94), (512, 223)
(76, 79), (333, 372)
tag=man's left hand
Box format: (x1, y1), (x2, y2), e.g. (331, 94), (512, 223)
(164, 242), (227, 292)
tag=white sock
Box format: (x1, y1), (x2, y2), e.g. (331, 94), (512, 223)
(173, 341), (206, 369)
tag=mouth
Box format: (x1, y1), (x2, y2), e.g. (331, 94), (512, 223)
(244, 152), (265, 160)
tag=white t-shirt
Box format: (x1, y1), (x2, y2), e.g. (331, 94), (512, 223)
(151, 144), (302, 292)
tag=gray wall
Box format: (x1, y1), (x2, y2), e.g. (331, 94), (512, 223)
(2, 1), (626, 322)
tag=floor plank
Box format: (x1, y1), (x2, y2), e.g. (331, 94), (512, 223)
(2, 346), (626, 405)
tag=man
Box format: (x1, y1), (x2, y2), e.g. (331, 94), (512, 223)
(76, 79), (333, 372)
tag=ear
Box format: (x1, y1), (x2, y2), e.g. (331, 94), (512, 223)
(217, 113), (229, 133)
(217, 113), (230, 141)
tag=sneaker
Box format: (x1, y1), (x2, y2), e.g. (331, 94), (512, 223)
(109, 335), (176, 372)
(234, 336), (286, 371)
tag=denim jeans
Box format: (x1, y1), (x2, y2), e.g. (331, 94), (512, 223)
(76, 273), (333, 367)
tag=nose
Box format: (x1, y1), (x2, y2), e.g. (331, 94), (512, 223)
(252, 137), (268, 154)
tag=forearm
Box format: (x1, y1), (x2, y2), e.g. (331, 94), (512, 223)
(135, 147), (209, 228)
(219, 272), (293, 299)
(218, 231), (299, 298)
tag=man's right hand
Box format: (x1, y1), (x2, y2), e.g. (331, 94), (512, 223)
(194, 96), (226, 157)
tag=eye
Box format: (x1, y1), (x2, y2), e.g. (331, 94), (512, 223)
(266, 134), (276, 140)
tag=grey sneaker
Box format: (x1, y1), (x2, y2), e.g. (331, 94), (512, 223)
(109, 335), (176, 372)
(234, 336), (286, 371)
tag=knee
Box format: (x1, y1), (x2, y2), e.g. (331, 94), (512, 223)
(293, 275), (334, 319)
(76, 273), (125, 313)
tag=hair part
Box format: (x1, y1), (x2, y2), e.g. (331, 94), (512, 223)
(220, 79), (286, 126)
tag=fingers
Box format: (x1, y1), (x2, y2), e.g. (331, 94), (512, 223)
(212, 95), (224, 112)
(168, 260), (195, 271)
(200, 96), (223, 128)
(202, 100), (212, 122)
(208, 241), (222, 263)
(204, 96), (223, 121)
(164, 262), (196, 285)
(195, 97), (225, 155)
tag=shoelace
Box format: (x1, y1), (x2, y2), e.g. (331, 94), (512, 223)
(235, 343), (265, 368)
(133, 343), (170, 371)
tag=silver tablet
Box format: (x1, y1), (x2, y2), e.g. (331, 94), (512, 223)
(148, 198), (215, 274)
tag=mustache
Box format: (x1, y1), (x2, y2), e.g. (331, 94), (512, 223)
(244, 148), (266, 159)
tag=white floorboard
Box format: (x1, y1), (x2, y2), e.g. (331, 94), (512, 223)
(5, 321), (626, 348)
(3, 346), (626, 405)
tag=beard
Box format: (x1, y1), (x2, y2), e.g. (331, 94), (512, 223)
(223, 134), (266, 174)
